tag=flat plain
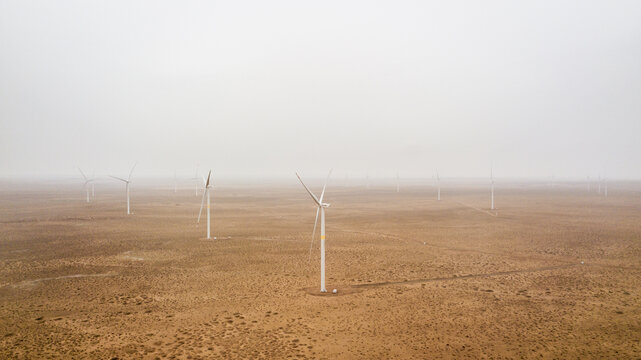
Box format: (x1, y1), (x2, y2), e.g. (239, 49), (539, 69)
(1, 180), (640, 359)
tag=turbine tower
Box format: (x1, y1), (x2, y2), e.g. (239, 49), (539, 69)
(296, 170), (332, 293)
(436, 170), (441, 201)
(78, 168), (94, 203)
(91, 171), (95, 198)
(587, 176), (591, 192)
(197, 170), (213, 239)
(490, 166), (495, 210)
(396, 172), (400, 193)
(191, 164), (200, 196)
(110, 163), (137, 215)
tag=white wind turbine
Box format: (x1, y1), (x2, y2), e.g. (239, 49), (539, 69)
(88, 170), (96, 199)
(78, 168), (94, 203)
(436, 170), (441, 201)
(587, 176), (591, 192)
(296, 170), (332, 293)
(197, 170), (213, 239)
(110, 163), (137, 215)
(191, 164), (201, 196)
(490, 166), (495, 210)
(173, 170), (177, 194)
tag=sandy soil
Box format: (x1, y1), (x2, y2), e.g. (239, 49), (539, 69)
(1, 181), (640, 359)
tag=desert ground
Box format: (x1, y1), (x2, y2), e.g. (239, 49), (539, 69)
(1, 179), (640, 359)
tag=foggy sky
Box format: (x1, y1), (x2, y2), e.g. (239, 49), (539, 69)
(1, 1), (640, 180)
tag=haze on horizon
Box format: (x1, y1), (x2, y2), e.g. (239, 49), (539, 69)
(1, 1), (640, 180)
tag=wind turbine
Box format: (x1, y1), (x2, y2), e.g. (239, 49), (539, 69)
(396, 172), (400, 193)
(296, 170), (332, 293)
(194, 165), (202, 196)
(197, 170), (213, 239)
(597, 174), (601, 195)
(78, 168), (94, 203)
(587, 176), (591, 192)
(173, 170), (177, 194)
(490, 166), (495, 210)
(436, 170), (441, 201)
(110, 163), (137, 215)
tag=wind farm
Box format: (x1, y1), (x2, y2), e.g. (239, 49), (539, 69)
(2, 177), (641, 358)
(2, 0), (641, 358)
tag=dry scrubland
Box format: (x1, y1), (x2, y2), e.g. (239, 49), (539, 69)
(1, 180), (641, 359)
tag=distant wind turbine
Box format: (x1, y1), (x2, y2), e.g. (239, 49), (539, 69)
(296, 170), (332, 293)
(396, 172), (400, 193)
(78, 168), (94, 203)
(490, 165), (495, 210)
(110, 163), (137, 215)
(436, 170), (441, 201)
(587, 176), (591, 192)
(197, 170), (213, 239)
(191, 164), (200, 196)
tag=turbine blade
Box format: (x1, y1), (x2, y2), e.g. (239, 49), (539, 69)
(308, 206), (320, 262)
(206, 170), (211, 187)
(295, 172), (321, 206)
(197, 188), (207, 223)
(319, 169), (332, 204)
(128, 162), (137, 181)
(109, 175), (128, 183)
(78, 168), (88, 181)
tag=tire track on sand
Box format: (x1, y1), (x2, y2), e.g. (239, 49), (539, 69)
(353, 263), (578, 289)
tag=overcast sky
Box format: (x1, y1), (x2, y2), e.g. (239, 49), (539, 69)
(1, 0), (640, 180)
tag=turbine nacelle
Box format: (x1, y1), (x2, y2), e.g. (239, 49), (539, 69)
(79, 168), (96, 185)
